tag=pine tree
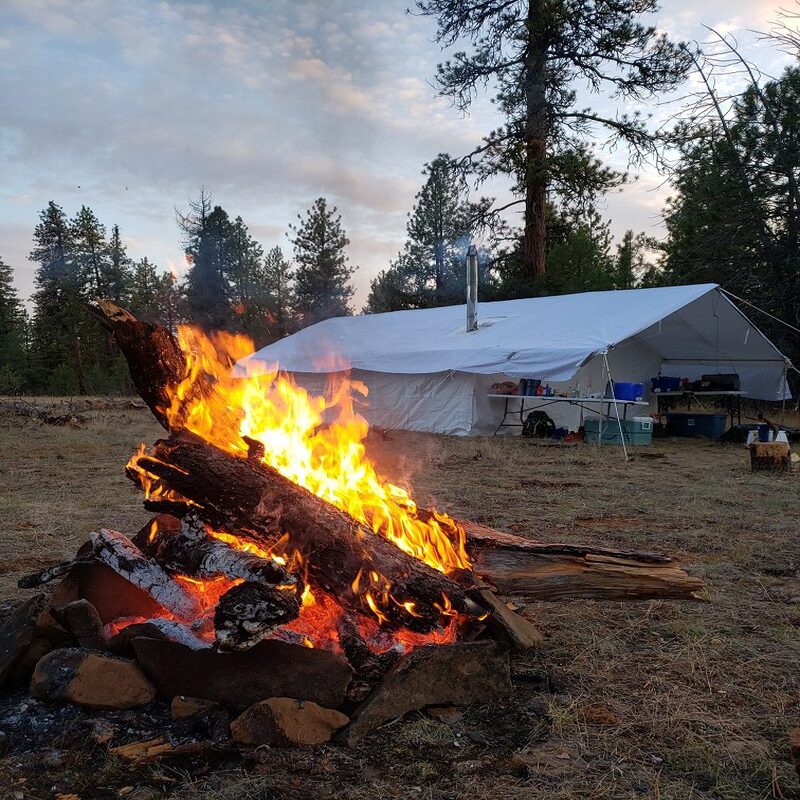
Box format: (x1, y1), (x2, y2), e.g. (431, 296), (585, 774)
(261, 246), (295, 340)
(226, 216), (264, 306)
(28, 202), (87, 393)
(0, 257), (27, 393)
(129, 257), (162, 319)
(415, 0), (691, 281)
(108, 225), (132, 302)
(365, 155), (486, 312)
(662, 65), (800, 368)
(614, 230), (636, 290)
(405, 154), (471, 305)
(290, 198), (355, 326)
(72, 205), (111, 298)
(180, 194), (233, 330)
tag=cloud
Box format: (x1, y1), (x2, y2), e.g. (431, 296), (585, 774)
(1, 0), (795, 310)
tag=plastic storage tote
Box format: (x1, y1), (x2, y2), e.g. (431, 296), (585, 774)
(666, 413), (727, 438)
(608, 382), (645, 401)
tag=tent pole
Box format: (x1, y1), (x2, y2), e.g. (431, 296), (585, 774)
(602, 351), (631, 463)
(782, 360), (788, 413)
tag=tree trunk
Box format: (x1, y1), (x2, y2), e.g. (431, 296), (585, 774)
(72, 336), (87, 395)
(523, 0), (548, 281)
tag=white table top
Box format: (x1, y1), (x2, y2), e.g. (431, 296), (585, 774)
(487, 394), (649, 405)
(654, 390), (746, 397)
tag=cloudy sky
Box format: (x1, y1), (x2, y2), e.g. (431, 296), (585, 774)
(0, 0), (794, 308)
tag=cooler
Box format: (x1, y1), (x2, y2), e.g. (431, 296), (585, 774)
(584, 416), (653, 445)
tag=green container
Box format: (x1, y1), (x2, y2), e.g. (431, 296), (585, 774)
(584, 416), (653, 445)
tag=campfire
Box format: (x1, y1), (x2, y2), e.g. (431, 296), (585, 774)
(1, 301), (704, 753)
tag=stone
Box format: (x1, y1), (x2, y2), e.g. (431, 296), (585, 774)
(90, 718), (118, 744)
(337, 641), (511, 745)
(580, 702), (618, 725)
(7, 636), (54, 686)
(30, 647), (156, 710)
(133, 637), (352, 710)
(170, 695), (218, 720)
(53, 599), (107, 649)
(73, 563), (164, 623)
(107, 622), (169, 656)
(231, 697), (349, 747)
(0, 594), (47, 687)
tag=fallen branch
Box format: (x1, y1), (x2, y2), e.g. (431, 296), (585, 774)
(462, 522), (703, 601)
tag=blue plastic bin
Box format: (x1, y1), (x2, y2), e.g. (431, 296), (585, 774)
(666, 413), (727, 439)
(608, 382), (644, 401)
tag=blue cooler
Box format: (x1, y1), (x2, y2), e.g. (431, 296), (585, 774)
(585, 416), (653, 445)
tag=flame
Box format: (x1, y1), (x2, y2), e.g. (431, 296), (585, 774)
(128, 325), (470, 649)
(162, 326), (470, 575)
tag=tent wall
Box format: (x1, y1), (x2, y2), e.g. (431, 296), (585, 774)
(289, 369), (477, 436)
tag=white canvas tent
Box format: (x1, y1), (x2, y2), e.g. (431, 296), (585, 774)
(235, 284), (792, 436)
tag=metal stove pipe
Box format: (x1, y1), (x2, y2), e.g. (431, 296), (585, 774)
(466, 244), (478, 333)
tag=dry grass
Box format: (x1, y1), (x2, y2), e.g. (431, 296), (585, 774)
(1, 402), (800, 799)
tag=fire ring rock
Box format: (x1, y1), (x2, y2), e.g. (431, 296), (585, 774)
(30, 647), (156, 710)
(231, 697), (349, 747)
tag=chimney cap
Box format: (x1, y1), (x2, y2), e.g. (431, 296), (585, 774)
(467, 244), (478, 256)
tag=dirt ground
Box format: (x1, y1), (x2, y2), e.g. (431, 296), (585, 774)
(1, 401), (799, 800)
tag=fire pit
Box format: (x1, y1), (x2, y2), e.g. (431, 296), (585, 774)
(0, 301), (703, 755)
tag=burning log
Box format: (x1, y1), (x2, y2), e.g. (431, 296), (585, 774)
(141, 512), (303, 596)
(133, 436), (468, 633)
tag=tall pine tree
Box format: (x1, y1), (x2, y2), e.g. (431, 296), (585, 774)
(29, 202), (87, 393)
(290, 198), (355, 326)
(180, 191), (233, 330)
(366, 155), (488, 312)
(261, 245), (295, 340)
(0, 257), (27, 393)
(415, 0), (691, 282)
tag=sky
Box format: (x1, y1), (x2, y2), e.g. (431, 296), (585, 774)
(0, 0), (794, 309)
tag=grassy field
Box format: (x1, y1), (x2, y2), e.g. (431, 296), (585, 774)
(1, 401), (799, 799)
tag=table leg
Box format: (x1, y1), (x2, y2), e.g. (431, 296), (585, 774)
(493, 398), (510, 436)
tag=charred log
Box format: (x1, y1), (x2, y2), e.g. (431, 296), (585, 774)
(337, 615), (387, 701)
(90, 300), (192, 430)
(142, 511), (303, 596)
(89, 529), (203, 619)
(19, 559), (86, 589)
(214, 581), (300, 651)
(134, 436), (467, 633)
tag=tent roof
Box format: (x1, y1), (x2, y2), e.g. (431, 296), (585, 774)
(237, 284), (788, 381)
